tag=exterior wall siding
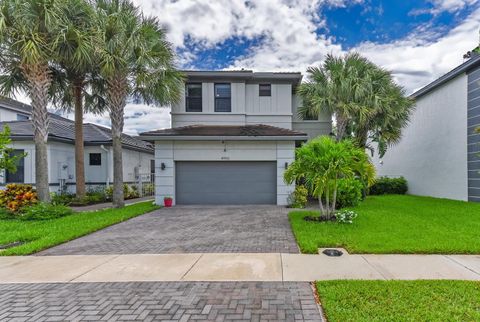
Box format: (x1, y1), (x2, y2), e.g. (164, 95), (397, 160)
(372, 73), (469, 201)
(154, 140), (295, 206)
(467, 65), (480, 202)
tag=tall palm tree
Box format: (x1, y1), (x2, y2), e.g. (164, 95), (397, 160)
(50, 0), (103, 199)
(298, 53), (414, 157)
(0, 0), (69, 201)
(94, 0), (183, 207)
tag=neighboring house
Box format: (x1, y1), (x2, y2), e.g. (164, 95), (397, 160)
(0, 97), (154, 193)
(372, 54), (480, 202)
(139, 70), (332, 205)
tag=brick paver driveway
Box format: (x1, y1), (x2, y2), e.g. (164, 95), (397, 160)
(39, 205), (299, 255)
(0, 282), (323, 321)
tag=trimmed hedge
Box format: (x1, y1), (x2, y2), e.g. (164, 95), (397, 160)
(370, 176), (408, 195)
(336, 178), (363, 209)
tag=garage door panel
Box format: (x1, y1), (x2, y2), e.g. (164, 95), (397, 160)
(176, 161), (276, 205)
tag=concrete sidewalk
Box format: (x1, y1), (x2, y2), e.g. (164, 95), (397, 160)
(1, 251), (480, 283)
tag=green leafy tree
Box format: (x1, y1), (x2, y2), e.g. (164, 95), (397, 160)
(284, 136), (375, 219)
(95, 0), (183, 207)
(298, 53), (414, 157)
(0, 0), (70, 201)
(0, 126), (25, 173)
(50, 0), (105, 199)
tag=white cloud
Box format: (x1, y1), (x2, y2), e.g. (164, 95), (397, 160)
(12, 1), (480, 133)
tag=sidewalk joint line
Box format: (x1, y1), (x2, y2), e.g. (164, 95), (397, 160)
(180, 253), (203, 280)
(280, 253), (284, 282)
(361, 255), (388, 280)
(443, 255), (480, 276)
(68, 255), (121, 282)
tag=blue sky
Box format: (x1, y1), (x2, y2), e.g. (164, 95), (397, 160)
(44, 0), (480, 133)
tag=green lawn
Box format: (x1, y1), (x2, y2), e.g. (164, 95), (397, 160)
(316, 280), (480, 322)
(0, 201), (160, 255)
(289, 194), (480, 254)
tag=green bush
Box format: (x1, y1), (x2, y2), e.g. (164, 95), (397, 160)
(336, 178), (363, 209)
(370, 176), (408, 195)
(288, 185), (308, 208)
(105, 184), (140, 200)
(51, 192), (75, 205)
(20, 202), (73, 220)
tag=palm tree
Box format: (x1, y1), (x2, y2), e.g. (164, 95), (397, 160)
(0, 0), (69, 201)
(298, 53), (414, 157)
(50, 0), (103, 199)
(284, 136), (375, 219)
(94, 0), (183, 207)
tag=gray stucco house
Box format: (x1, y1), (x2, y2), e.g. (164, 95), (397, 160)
(139, 70), (332, 205)
(373, 54), (480, 202)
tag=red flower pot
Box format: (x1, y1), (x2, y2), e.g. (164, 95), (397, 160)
(164, 198), (173, 207)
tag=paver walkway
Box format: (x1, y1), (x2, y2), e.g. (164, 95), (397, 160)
(39, 206), (299, 255)
(0, 282), (324, 321)
(2, 252), (480, 283)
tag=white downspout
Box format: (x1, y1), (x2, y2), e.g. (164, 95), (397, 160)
(100, 145), (110, 187)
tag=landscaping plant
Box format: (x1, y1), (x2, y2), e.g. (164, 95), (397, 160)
(298, 53), (414, 156)
(335, 178), (363, 209)
(284, 136), (375, 220)
(369, 176), (408, 195)
(288, 184), (309, 208)
(0, 184), (38, 213)
(94, 0), (183, 207)
(20, 202), (73, 220)
(334, 210), (358, 224)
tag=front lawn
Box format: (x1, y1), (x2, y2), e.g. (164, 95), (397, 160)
(289, 194), (480, 254)
(0, 201), (160, 255)
(316, 280), (480, 322)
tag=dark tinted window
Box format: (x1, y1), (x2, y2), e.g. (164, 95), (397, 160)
(215, 83), (231, 112)
(89, 153), (101, 166)
(259, 84), (271, 96)
(186, 83), (202, 112)
(16, 114), (29, 121)
(6, 150), (24, 183)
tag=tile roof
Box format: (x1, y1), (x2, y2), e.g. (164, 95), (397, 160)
(140, 124), (307, 137)
(0, 118), (153, 153)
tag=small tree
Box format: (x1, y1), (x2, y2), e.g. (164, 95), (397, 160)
(284, 136), (375, 219)
(0, 126), (26, 174)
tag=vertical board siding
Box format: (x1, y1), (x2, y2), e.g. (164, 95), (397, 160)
(468, 66), (480, 202)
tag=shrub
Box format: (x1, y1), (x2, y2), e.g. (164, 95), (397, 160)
(335, 178), (363, 209)
(0, 184), (38, 213)
(51, 192), (75, 205)
(105, 184), (139, 200)
(20, 202), (73, 220)
(288, 185), (308, 208)
(369, 176), (408, 195)
(335, 210), (358, 224)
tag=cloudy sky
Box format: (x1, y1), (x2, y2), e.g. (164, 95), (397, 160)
(16, 0), (480, 134)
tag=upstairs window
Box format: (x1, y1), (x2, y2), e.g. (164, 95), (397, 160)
(6, 150), (24, 183)
(89, 153), (102, 166)
(259, 84), (271, 96)
(215, 83), (231, 112)
(185, 83), (202, 112)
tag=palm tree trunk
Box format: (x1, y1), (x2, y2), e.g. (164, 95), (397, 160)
(332, 176), (338, 215)
(22, 63), (51, 202)
(336, 114), (347, 142)
(107, 75), (127, 208)
(73, 79), (86, 199)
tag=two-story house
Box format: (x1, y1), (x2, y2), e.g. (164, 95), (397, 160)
(139, 70), (332, 205)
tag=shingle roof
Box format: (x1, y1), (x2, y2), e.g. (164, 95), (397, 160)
(140, 124), (307, 138)
(0, 118), (153, 153)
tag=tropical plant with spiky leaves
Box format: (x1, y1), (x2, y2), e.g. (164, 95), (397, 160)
(94, 0), (183, 207)
(49, 0), (106, 199)
(284, 136), (375, 219)
(0, 0), (71, 201)
(298, 53), (414, 157)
